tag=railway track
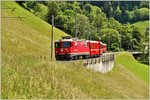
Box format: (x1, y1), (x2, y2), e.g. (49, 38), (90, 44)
(57, 52), (115, 73)
(57, 52), (115, 63)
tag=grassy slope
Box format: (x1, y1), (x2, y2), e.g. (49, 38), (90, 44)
(133, 20), (149, 29)
(132, 20), (149, 30)
(2, 1), (149, 99)
(115, 52), (149, 83)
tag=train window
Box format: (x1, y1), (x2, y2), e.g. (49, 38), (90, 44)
(55, 42), (60, 48)
(63, 42), (71, 48)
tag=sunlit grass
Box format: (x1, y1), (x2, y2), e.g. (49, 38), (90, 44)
(132, 20), (149, 30)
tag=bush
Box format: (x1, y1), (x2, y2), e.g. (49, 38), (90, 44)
(114, 47), (120, 52)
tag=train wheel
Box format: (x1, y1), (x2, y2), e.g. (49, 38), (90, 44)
(70, 56), (74, 60)
(55, 56), (60, 60)
(83, 55), (88, 59)
(74, 56), (78, 60)
(66, 55), (74, 61)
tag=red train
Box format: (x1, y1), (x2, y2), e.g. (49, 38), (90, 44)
(55, 36), (106, 60)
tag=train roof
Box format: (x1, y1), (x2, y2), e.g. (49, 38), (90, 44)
(55, 38), (88, 42)
(88, 40), (99, 43)
(55, 37), (106, 45)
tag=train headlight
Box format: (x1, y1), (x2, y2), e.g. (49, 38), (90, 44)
(61, 48), (63, 52)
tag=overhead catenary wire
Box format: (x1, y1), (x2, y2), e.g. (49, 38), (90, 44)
(1, 7), (25, 19)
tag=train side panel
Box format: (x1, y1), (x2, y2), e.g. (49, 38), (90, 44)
(55, 40), (90, 60)
(72, 41), (90, 57)
(102, 44), (107, 52)
(55, 38), (107, 60)
(89, 41), (101, 57)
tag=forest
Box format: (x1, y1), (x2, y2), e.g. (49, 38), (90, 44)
(17, 1), (149, 64)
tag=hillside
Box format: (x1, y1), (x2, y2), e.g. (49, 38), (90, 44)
(2, 1), (68, 58)
(115, 52), (149, 83)
(132, 20), (149, 30)
(17, 1), (149, 52)
(1, 1), (149, 99)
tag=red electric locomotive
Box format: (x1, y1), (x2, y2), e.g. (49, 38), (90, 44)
(55, 36), (106, 60)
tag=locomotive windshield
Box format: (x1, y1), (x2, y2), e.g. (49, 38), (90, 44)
(63, 42), (71, 48)
(55, 42), (61, 48)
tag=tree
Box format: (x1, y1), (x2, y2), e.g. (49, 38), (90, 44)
(84, 4), (92, 15)
(119, 25), (136, 50)
(22, 1), (36, 12)
(133, 8), (149, 22)
(76, 14), (91, 39)
(108, 17), (121, 31)
(89, 5), (107, 32)
(140, 1), (149, 8)
(114, 6), (122, 21)
(62, 10), (76, 36)
(46, 1), (60, 23)
(57, 1), (67, 12)
(100, 28), (120, 51)
(131, 25), (143, 43)
(33, 3), (48, 21)
(72, 2), (82, 14)
(92, 14), (107, 32)
(103, 2), (113, 18)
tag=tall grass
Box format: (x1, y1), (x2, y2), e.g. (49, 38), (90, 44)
(2, 56), (149, 99)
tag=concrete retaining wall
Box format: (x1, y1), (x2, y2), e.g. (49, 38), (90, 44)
(84, 53), (114, 73)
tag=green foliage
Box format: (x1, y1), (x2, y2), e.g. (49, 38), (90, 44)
(107, 17), (121, 30)
(84, 4), (92, 15)
(140, 1), (149, 8)
(114, 6), (122, 21)
(100, 28), (120, 51)
(22, 1), (35, 10)
(133, 8), (149, 22)
(131, 25), (143, 44)
(132, 21), (149, 64)
(55, 10), (76, 36)
(18, 1), (149, 52)
(76, 14), (91, 39)
(46, 1), (60, 23)
(33, 3), (48, 21)
(103, 2), (113, 18)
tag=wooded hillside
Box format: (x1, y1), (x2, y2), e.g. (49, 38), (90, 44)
(18, 1), (149, 64)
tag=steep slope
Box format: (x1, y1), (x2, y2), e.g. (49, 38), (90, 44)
(1, 1), (149, 99)
(115, 52), (149, 83)
(2, 1), (68, 59)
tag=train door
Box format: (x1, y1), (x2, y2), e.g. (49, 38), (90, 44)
(73, 41), (78, 55)
(100, 42), (103, 54)
(89, 42), (93, 57)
